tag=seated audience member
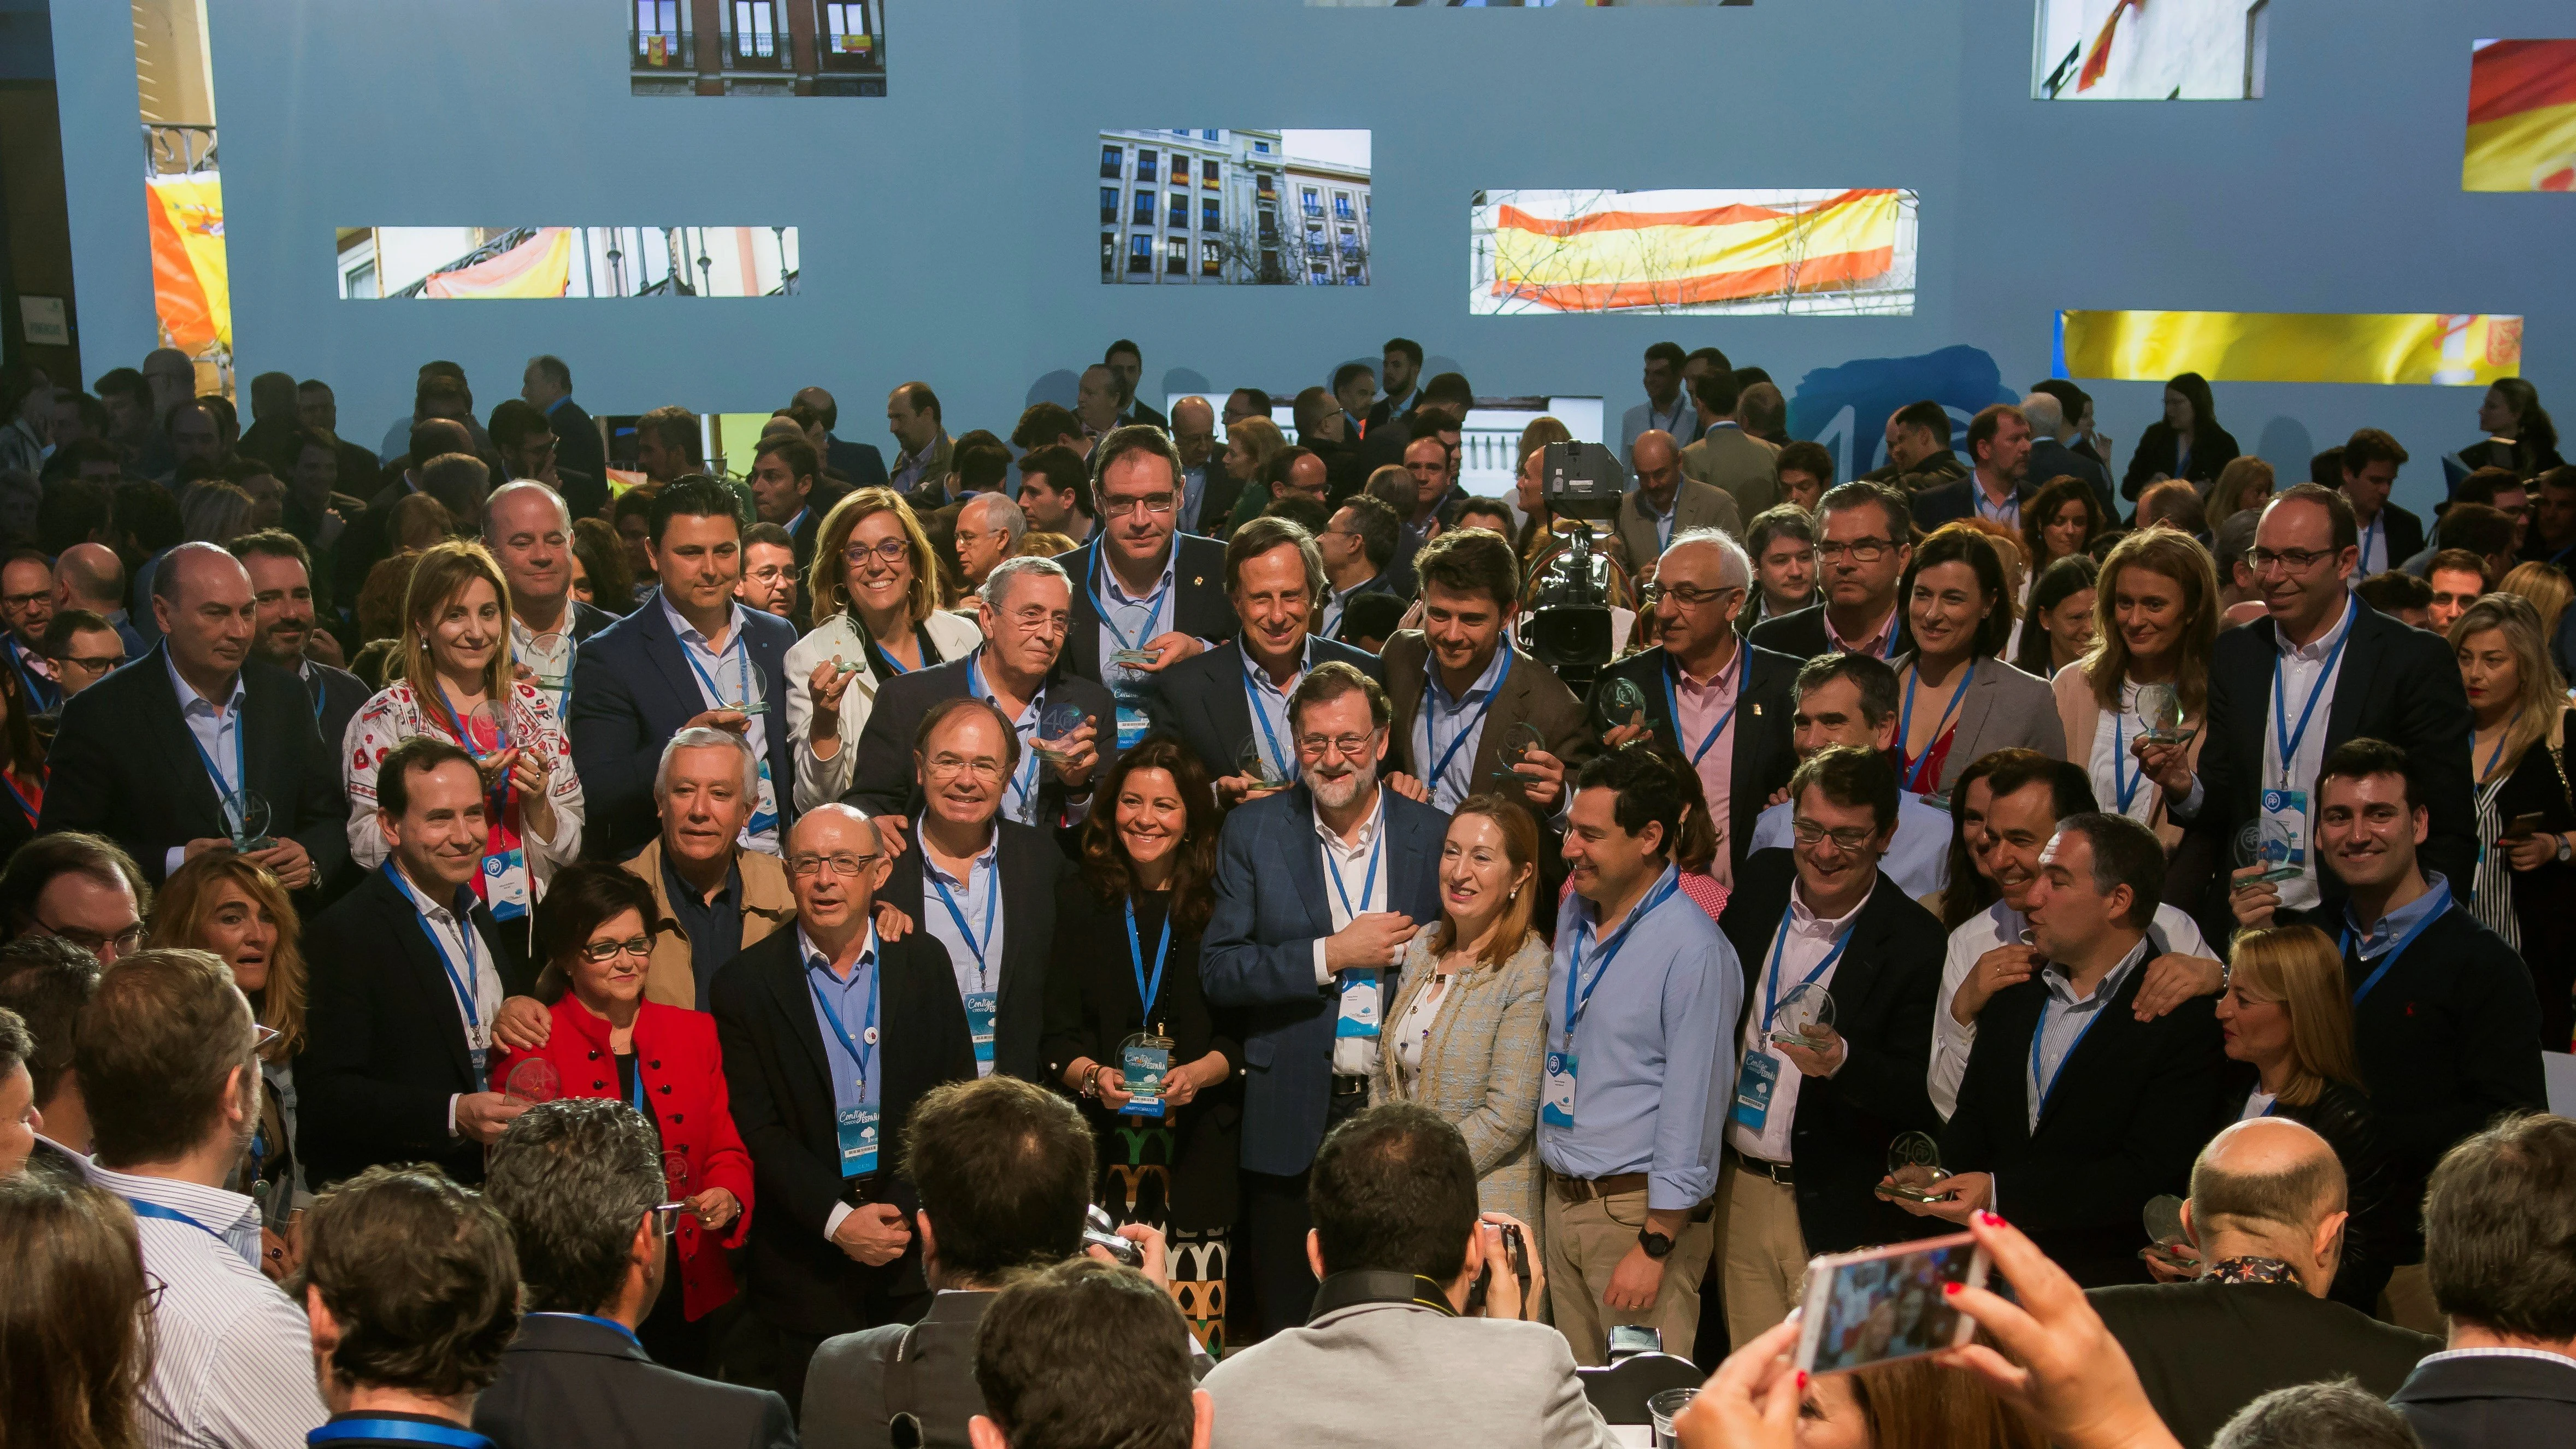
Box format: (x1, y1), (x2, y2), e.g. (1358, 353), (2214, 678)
(2210, 1382), (2422, 1449)
(1715, 747), (1946, 1348)
(1747, 655), (1953, 899)
(39, 606), (127, 700)
(1337, 591), (1407, 654)
(76, 947), (329, 1441)
(297, 1164), (520, 1449)
(2353, 568), (2433, 631)
(804, 1075), (1097, 1449)
(485, 866), (753, 1371)
(845, 555), (1114, 832)
(0, 1005), (30, 1176)
(40, 542), (346, 891)
(0, 1174), (155, 1447)
(1201, 1103), (1604, 1449)
(971, 1259), (1211, 1449)
(711, 805), (976, 1407)
(231, 530), (370, 748)
(299, 738), (537, 1188)
(570, 476), (799, 861)
(950, 490), (1024, 600)
(0, 828), (147, 965)
(624, 728), (796, 1009)
(478, 1098), (792, 1447)
(1384, 528), (1587, 816)
(0, 934), (98, 1176)
(2090, 1118), (2436, 1449)
(2425, 547), (2490, 635)
(739, 522), (802, 621)
(2392, 1112), (2576, 1446)
(1907, 812), (2228, 1287)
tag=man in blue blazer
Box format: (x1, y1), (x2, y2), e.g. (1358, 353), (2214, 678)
(1201, 662), (1448, 1336)
(569, 477), (798, 862)
(1057, 427), (1238, 743)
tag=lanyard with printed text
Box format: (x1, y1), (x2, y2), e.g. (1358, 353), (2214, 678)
(1242, 643), (1305, 780)
(1764, 902), (1852, 1028)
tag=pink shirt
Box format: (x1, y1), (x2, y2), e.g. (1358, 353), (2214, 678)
(1822, 605), (1899, 659)
(1669, 648), (1744, 886)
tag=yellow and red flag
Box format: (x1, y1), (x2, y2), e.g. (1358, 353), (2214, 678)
(1486, 189), (1903, 314)
(2075, 0), (2144, 93)
(147, 174), (229, 352)
(422, 227), (575, 299)
(2059, 310), (2524, 388)
(2464, 39), (2576, 192)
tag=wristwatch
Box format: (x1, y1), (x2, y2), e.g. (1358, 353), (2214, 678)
(2558, 834), (2573, 865)
(1637, 1228), (1674, 1260)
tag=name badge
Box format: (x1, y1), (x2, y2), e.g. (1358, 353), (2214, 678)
(1336, 969), (1382, 1039)
(484, 848), (530, 922)
(836, 1103), (880, 1179)
(964, 991), (998, 1066)
(746, 757), (781, 845)
(1120, 1039), (1171, 1120)
(1730, 1050), (1780, 1132)
(1114, 703), (1151, 753)
(2261, 787), (2310, 871)
(1541, 1049), (1578, 1129)
(470, 1045), (489, 1081)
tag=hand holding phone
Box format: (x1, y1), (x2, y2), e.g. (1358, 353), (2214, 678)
(1794, 1232), (1986, 1377)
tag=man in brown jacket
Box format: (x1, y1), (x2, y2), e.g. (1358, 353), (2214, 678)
(622, 727), (798, 1009)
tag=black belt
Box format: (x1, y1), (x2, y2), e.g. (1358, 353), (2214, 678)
(1728, 1146), (1794, 1188)
(1330, 1074), (1370, 1097)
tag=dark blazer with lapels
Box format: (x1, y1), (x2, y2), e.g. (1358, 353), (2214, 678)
(1152, 635), (1387, 786)
(568, 600), (798, 861)
(1586, 640), (1799, 876)
(1059, 535), (1239, 687)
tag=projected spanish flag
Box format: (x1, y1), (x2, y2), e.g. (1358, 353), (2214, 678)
(2464, 39), (2576, 192)
(147, 174), (229, 352)
(422, 227), (576, 299)
(1470, 189), (1916, 316)
(2058, 310), (2525, 388)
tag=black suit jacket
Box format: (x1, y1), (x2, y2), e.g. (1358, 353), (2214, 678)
(2178, 599), (2475, 924)
(840, 653), (1120, 830)
(1058, 536), (1239, 687)
(2121, 422), (2240, 499)
(710, 927), (976, 1338)
(549, 397), (607, 486)
(1911, 475), (2032, 531)
(877, 819), (1068, 1084)
(1940, 951), (2229, 1287)
(553, 464), (609, 526)
(801, 1289), (994, 1449)
(333, 474), (411, 605)
(2363, 501), (2427, 569)
(1720, 853), (1946, 1256)
(828, 436), (891, 494)
(474, 1314), (793, 1449)
(1586, 642), (1798, 877)
(2395, 1351), (2576, 1449)
(2090, 1280), (2437, 1449)
(2025, 438), (2115, 518)
(298, 661), (371, 765)
(296, 867), (535, 1187)
(1193, 455), (1247, 541)
(1747, 601), (1915, 665)
(569, 598), (619, 639)
(1121, 400), (1170, 429)
(41, 646), (350, 889)
(1153, 637), (1387, 785)
(568, 602), (799, 861)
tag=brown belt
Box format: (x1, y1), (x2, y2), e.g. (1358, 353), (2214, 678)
(1548, 1169), (1651, 1203)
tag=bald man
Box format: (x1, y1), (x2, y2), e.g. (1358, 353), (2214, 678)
(40, 543), (349, 890)
(2089, 1118), (2437, 1449)
(1614, 430), (1741, 579)
(52, 543), (144, 656)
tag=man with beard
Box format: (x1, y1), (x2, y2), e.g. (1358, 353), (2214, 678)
(229, 531), (370, 754)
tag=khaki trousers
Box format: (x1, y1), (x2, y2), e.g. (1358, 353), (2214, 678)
(1711, 1158), (1809, 1350)
(1542, 1185), (1714, 1366)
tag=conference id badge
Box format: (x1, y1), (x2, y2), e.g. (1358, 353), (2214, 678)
(1541, 1050), (1578, 1129)
(836, 1103), (881, 1179)
(964, 991), (998, 1067)
(1336, 969), (1382, 1039)
(470, 1044), (489, 1081)
(1115, 704), (1150, 753)
(745, 758), (781, 847)
(2261, 788), (2310, 871)
(1730, 1050), (1780, 1132)
(1119, 1035), (1171, 1120)
(482, 849), (530, 922)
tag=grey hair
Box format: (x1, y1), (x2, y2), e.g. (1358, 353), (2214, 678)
(2210, 1380), (2420, 1449)
(2018, 392), (2065, 438)
(980, 552), (1070, 609)
(653, 726), (758, 798)
(962, 490), (1027, 549)
(1663, 528), (1750, 592)
(482, 479), (573, 539)
(482, 1098), (661, 1316)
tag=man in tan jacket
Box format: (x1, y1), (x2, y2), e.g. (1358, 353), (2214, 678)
(1679, 368), (1781, 522)
(622, 727), (798, 1009)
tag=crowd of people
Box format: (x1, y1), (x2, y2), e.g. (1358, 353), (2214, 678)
(1, 335), (2573, 1448)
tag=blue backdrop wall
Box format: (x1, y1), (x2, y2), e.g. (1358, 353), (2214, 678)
(48, 0), (2576, 514)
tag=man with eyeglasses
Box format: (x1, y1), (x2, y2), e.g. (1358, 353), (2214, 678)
(2137, 483), (2474, 926)
(1316, 496), (1401, 646)
(1059, 427), (1237, 740)
(1740, 655), (1951, 899)
(739, 523), (803, 625)
(714, 804), (976, 1405)
(0, 830), (146, 973)
(38, 608), (127, 701)
(952, 491), (1026, 597)
(0, 547), (60, 713)
(74, 946), (329, 1444)
(1748, 481), (1918, 663)
(1589, 531), (1796, 883)
(1202, 662), (1449, 1335)
(1614, 432), (1741, 582)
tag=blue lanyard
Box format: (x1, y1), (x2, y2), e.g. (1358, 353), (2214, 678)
(1325, 802), (1386, 920)
(2360, 513), (2381, 571)
(125, 1195), (231, 1244)
(624, 1050), (652, 1124)
(2112, 711), (2144, 814)
(186, 694), (248, 815)
(680, 626), (752, 712)
(0, 768), (37, 828)
(2030, 988), (2113, 1121)
(1242, 645), (1304, 780)
(806, 950), (880, 1092)
(1763, 902), (1853, 1027)
(1559, 870), (1683, 1040)
(1089, 546), (1173, 657)
(526, 1311), (643, 1349)
(309, 1421), (493, 1448)
(927, 849), (1000, 990)
(866, 627), (918, 679)
(303, 668), (328, 726)
(1425, 671), (1498, 789)
(430, 682), (500, 757)
(968, 653), (1043, 822)
(2272, 598), (2354, 782)
(1659, 647), (1743, 768)
(1125, 896), (1172, 1020)
(2477, 729), (2507, 785)
(383, 864), (481, 1040)
(1899, 659), (1974, 791)
(5, 639), (53, 707)
(2341, 883), (2450, 1005)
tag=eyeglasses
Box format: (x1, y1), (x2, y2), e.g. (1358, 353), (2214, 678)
(1003, 605), (1069, 637)
(1814, 538), (1900, 562)
(1100, 493), (1176, 520)
(742, 563), (795, 586)
(926, 754), (1005, 784)
(1640, 582), (1743, 611)
(577, 935), (655, 964)
(844, 539), (911, 568)
(38, 918), (145, 957)
(649, 1201), (691, 1237)
(788, 851), (882, 878)
(1791, 820), (1881, 852)
(1295, 730), (1380, 760)
(55, 652), (126, 674)
(142, 1271), (169, 1315)
(0, 590), (48, 610)
(251, 1024), (280, 1053)
(2247, 545), (2338, 573)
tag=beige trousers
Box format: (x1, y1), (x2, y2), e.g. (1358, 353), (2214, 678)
(1542, 1185), (1714, 1366)
(1711, 1158), (1809, 1350)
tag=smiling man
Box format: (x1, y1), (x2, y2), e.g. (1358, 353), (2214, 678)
(230, 530), (370, 751)
(624, 728), (795, 1010)
(482, 482), (614, 727)
(1382, 529), (1587, 816)
(1059, 426), (1237, 729)
(1749, 482), (1917, 662)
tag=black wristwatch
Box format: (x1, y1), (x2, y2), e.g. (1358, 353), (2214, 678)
(1637, 1228), (1674, 1260)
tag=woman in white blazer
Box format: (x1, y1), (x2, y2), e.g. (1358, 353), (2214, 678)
(783, 487), (982, 811)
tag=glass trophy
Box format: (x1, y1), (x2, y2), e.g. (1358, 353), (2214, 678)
(1236, 733), (1288, 789)
(2233, 818), (2303, 886)
(1876, 1130), (1953, 1203)
(829, 653), (864, 678)
(1767, 982), (1837, 1051)
(464, 701), (511, 759)
(1107, 644), (1160, 672)
(2134, 683), (2193, 746)
(1035, 702), (1090, 768)
(1118, 1028), (1174, 1120)
(502, 1057), (560, 1106)
(1595, 676), (1649, 734)
(527, 632), (569, 696)
(1495, 721), (1545, 782)
(729, 661), (769, 718)
(226, 790), (275, 853)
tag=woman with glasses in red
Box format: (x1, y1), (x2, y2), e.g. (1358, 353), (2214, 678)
(486, 861), (751, 1375)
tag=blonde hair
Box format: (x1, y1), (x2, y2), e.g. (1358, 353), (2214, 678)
(2208, 456), (2277, 531)
(809, 487), (941, 626)
(1018, 531), (1076, 559)
(2449, 592), (2568, 778)
(2224, 925), (2362, 1108)
(1225, 417), (1287, 480)
(2500, 560), (2574, 643)
(146, 851), (306, 1059)
(2082, 529), (2220, 718)
(399, 540), (515, 704)
(1423, 796), (1540, 970)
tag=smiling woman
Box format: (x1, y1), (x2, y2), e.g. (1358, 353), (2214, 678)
(1891, 528), (2062, 799)
(2054, 529), (2219, 847)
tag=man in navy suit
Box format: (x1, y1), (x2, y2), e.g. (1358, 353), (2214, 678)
(1058, 426), (1237, 739)
(794, 386), (891, 494)
(569, 477), (798, 863)
(1152, 515), (1384, 800)
(1201, 662), (1448, 1335)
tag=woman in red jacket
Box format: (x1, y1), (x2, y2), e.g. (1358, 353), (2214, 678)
(488, 862), (753, 1375)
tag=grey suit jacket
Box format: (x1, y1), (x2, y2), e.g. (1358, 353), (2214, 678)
(1200, 1301), (1619, 1449)
(1678, 425), (1779, 522)
(1372, 933), (1550, 1231)
(1893, 653), (2066, 793)
(801, 1289), (993, 1449)
(1614, 477), (1743, 569)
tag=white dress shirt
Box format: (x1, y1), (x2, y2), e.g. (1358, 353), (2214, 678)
(387, 860), (505, 1133)
(662, 596), (780, 853)
(2178, 595), (2356, 912)
(1728, 882), (1868, 1163)
(1312, 791), (1390, 1078)
(2086, 683), (2159, 827)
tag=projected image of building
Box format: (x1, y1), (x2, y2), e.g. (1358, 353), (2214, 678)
(1099, 131), (1371, 286)
(1470, 189), (1917, 316)
(631, 1), (885, 96)
(337, 228), (800, 299)
(2033, 0), (2268, 101)
(136, 0), (232, 396)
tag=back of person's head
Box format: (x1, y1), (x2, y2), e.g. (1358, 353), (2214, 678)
(1338, 494), (1401, 571)
(0, 1175), (151, 1449)
(1737, 381), (1786, 437)
(296, 1164), (519, 1403)
(1010, 402), (1081, 452)
(74, 949), (249, 1168)
(2189, 1117), (2348, 1246)
(0, 934), (102, 1117)
(974, 1258), (1201, 1449)
(2354, 569), (2433, 619)
(636, 405), (701, 462)
(1837, 1354), (2047, 1449)
(1337, 591), (1406, 649)
(406, 417), (471, 472)
(1363, 462), (1416, 517)
(1690, 364), (1743, 420)
(2138, 478), (2206, 536)
(2209, 1379), (2422, 1449)
(2454, 466), (2525, 510)
(1307, 1103), (1478, 1282)
(2422, 1112), (2576, 1343)
(1418, 372), (1475, 414)
(956, 439), (1012, 496)
(483, 1098), (662, 1316)
(902, 1075), (1093, 1287)
(2307, 446), (2345, 487)
(2437, 502), (2515, 559)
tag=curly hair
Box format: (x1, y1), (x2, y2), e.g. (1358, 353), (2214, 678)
(1077, 737), (1219, 934)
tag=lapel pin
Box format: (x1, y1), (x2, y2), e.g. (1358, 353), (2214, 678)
(1192, 576), (1203, 586)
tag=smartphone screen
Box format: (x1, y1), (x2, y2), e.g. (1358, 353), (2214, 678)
(1796, 1233), (1984, 1376)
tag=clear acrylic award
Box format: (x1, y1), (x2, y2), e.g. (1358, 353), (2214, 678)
(1595, 676), (1649, 734)
(1035, 702), (1090, 767)
(1495, 721), (1545, 781)
(2135, 683), (2193, 746)
(2140, 1193), (2196, 1273)
(1877, 1130), (1952, 1203)
(1236, 733), (1288, 789)
(1767, 982), (1837, 1051)
(227, 790), (274, 853)
(502, 1057), (560, 1106)
(2233, 818), (2303, 886)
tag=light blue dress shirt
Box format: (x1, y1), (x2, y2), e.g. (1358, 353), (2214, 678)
(1412, 644), (1511, 813)
(661, 596), (779, 852)
(166, 651), (247, 875)
(803, 924), (882, 1120)
(920, 825), (1006, 1079)
(1748, 791), (1953, 900)
(2025, 936), (2151, 1132)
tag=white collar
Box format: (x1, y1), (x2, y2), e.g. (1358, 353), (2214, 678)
(660, 592), (743, 653)
(163, 650), (244, 716)
(2274, 594), (2356, 663)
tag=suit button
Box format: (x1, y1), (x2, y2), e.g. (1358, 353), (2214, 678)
(593, 1080), (606, 1090)
(659, 1083), (673, 1094)
(588, 1050), (600, 1060)
(670, 1113), (685, 1124)
(650, 1060), (662, 1069)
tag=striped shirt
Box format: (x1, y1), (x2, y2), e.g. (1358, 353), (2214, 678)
(86, 1161), (327, 1449)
